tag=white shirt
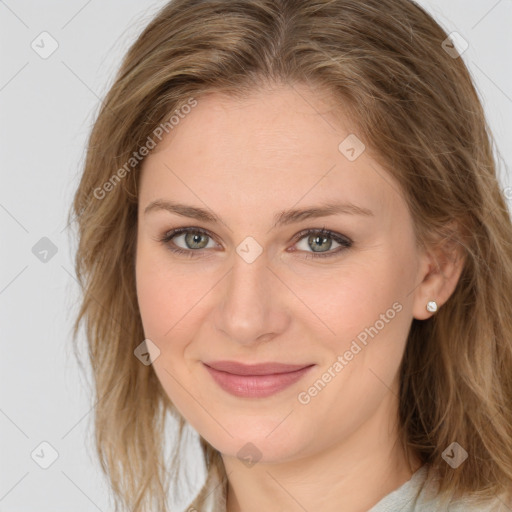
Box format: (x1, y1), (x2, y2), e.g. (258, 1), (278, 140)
(186, 463), (510, 511)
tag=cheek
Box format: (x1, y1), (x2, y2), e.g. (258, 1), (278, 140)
(135, 253), (168, 340)
(295, 250), (414, 406)
(289, 257), (412, 447)
(135, 242), (192, 344)
(347, 258), (414, 368)
(288, 254), (409, 345)
(135, 243), (217, 378)
(135, 250), (205, 421)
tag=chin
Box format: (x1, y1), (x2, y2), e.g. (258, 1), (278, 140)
(198, 419), (307, 465)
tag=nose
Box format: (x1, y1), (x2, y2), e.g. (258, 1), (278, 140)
(214, 248), (290, 346)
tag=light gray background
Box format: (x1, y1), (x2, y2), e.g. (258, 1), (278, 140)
(1, 0), (511, 510)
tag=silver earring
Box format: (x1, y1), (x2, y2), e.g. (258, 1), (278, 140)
(426, 300), (438, 313)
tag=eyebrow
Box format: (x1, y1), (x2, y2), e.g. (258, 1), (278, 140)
(144, 199), (374, 228)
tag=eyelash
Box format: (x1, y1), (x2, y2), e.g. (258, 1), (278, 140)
(157, 226), (353, 260)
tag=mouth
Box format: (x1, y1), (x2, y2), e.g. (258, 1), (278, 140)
(202, 360), (316, 398)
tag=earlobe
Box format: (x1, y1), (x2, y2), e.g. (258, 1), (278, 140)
(412, 236), (466, 320)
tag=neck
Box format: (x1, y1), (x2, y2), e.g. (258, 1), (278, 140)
(222, 395), (421, 512)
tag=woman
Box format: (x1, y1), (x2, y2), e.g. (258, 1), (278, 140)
(70, 0), (512, 510)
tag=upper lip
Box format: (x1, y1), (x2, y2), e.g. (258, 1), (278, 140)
(203, 360), (314, 376)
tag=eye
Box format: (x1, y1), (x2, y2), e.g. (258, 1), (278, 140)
(291, 227), (353, 259)
(158, 227), (218, 257)
(157, 226), (353, 259)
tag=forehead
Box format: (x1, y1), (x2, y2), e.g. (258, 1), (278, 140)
(139, 85), (402, 223)
(151, 85), (350, 162)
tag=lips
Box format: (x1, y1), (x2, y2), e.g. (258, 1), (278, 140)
(203, 360), (313, 376)
(202, 360), (315, 398)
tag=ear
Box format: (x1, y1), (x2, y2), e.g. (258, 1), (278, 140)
(412, 230), (467, 320)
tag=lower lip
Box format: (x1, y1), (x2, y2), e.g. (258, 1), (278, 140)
(203, 364), (315, 398)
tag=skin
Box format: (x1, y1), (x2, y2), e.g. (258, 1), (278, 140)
(135, 83), (464, 512)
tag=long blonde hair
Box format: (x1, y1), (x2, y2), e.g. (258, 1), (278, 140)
(70, 0), (512, 510)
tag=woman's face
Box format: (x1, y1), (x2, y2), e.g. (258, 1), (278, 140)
(135, 84), (428, 464)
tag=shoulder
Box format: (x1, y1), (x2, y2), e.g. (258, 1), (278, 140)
(415, 468), (511, 512)
(416, 494), (510, 512)
(369, 465), (510, 512)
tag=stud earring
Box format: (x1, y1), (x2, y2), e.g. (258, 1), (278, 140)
(426, 300), (438, 313)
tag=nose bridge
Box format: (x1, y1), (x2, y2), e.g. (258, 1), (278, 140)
(215, 246), (286, 345)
